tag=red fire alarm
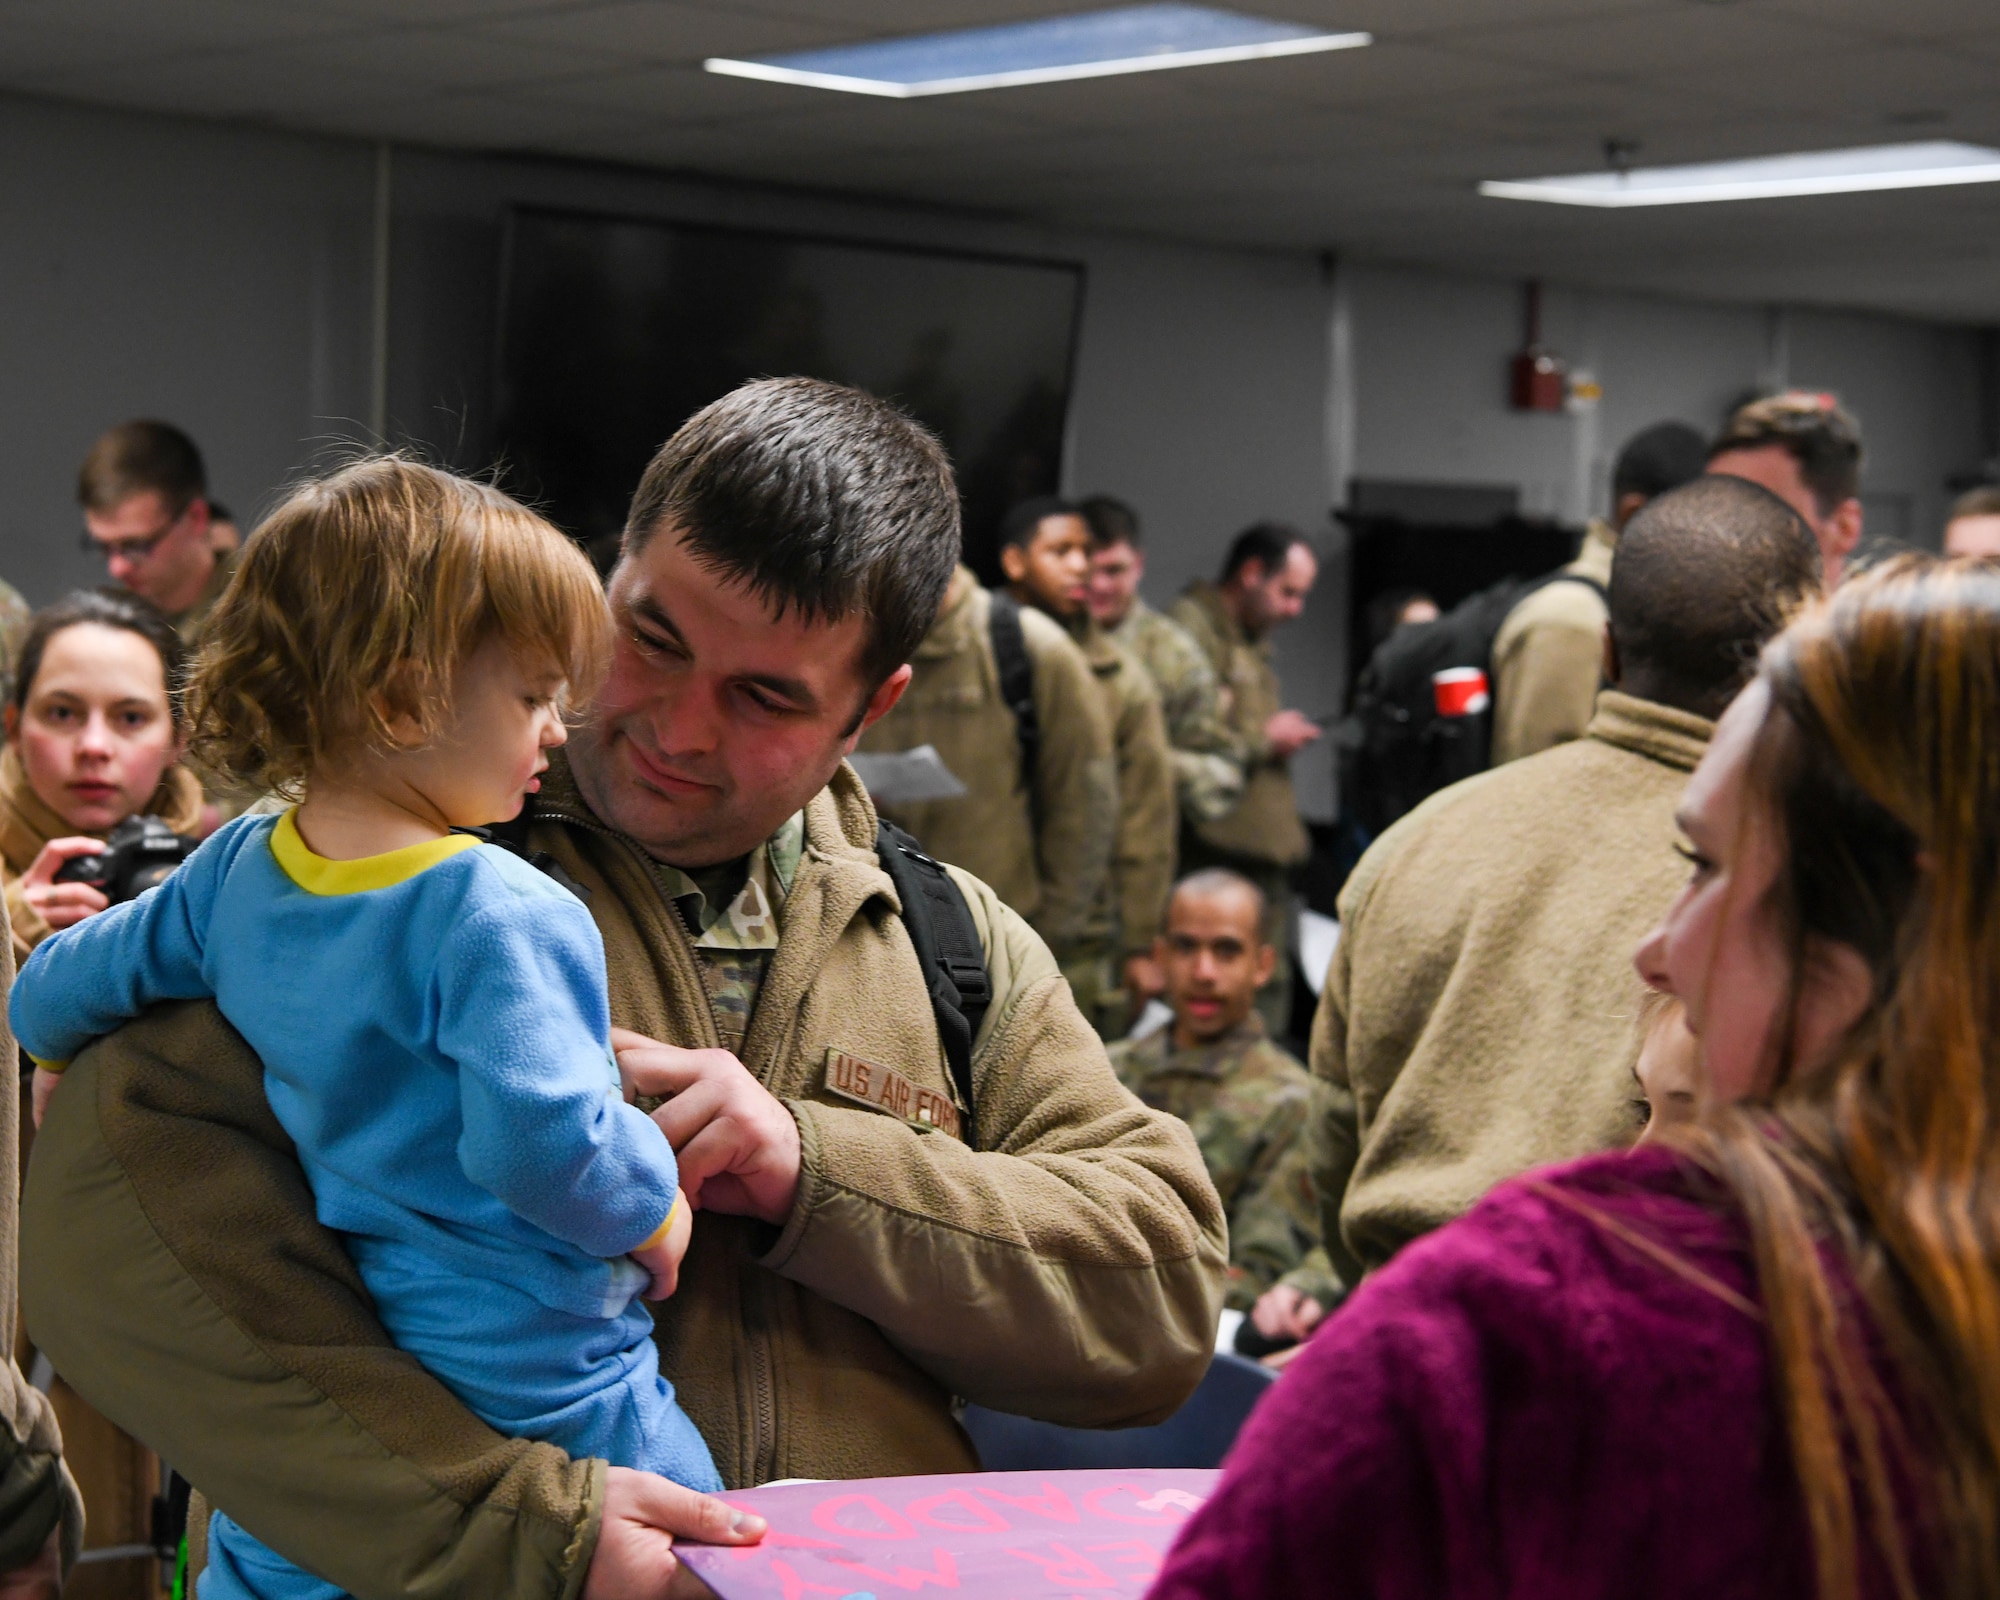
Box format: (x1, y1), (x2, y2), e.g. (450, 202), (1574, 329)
(1509, 281), (1567, 412)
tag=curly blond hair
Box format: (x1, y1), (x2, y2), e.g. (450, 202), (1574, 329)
(188, 456), (610, 795)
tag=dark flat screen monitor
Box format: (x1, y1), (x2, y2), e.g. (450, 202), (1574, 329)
(494, 206), (1084, 577)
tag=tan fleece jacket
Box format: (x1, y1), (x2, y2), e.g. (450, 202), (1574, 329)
(1489, 520), (1616, 766)
(856, 568), (1116, 955)
(1308, 691), (1710, 1289)
(20, 760), (1225, 1600)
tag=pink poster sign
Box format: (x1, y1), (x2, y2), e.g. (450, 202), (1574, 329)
(676, 1468), (1217, 1600)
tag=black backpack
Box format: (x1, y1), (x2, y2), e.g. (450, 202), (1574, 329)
(1339, 571), (1606, 839)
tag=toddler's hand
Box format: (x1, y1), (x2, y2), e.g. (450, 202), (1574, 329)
(632, 1193), (693, 1301)
(30, 1068), (61, 1130)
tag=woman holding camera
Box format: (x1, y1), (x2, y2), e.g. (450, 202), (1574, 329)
(3, 590), (201, 970)
(4, 589), (199, 1597)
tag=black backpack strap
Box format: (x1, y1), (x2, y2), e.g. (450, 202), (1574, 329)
(456, 804), (591, 903)
(987, 591), (1040, 803)
(875, 820), (989, 1145)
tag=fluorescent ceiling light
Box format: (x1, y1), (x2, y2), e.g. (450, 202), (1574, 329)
(704, 4), (1370, 98)
(1480, 141), (2000, 208)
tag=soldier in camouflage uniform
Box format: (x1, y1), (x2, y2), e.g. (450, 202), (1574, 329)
(1171, 524), (1322, 1039)
(1082, 496), (1245, 826)
(1109, 868), (1338, 1319)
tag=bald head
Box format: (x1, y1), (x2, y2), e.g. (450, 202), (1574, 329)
(1608, 476), (1823, 722)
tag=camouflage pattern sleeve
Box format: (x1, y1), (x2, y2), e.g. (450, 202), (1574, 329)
(1275, 1247), (1344, 1310)
(1217, 1078), (1324, 1311)
(1126, 610), (1246, 825)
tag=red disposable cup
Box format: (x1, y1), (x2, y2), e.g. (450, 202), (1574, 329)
(1433, 667), (1491, 717)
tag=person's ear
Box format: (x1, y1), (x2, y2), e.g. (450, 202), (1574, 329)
(1832, 497), (1864, 557)
(1602, 623), (1621, 688)
(186, 497), (212, 541)
(846, 664), (913, 748)
(998, 544), (1028, 586)
(1795, 935), (1874, 1071)
(1612, 491), (1648, 531)
(3, 703), (17, 743)
(1252, 941), (1277, 987)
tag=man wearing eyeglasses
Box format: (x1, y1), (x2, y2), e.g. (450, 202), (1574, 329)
(77, 420), (235, 643)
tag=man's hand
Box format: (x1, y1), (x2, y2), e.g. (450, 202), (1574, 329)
(1251, 1282), (1326, 1345)
(1263, 710), (1322, 761)
(19, 838), (109, 932)
(582, 1467), (765, 1600)
(0, 1524), (62, 1600)
(612, 1029), (802, 1225)
(1122, 952), (1165, 1006)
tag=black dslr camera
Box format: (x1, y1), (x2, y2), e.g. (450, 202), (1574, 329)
(52, 815), (196, 903)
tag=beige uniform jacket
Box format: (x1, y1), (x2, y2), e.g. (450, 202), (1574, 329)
(1074, 619), (1175, 957)
(1169, 583), (1309, 869)
(1307, 691), (1709, 1289)
(856, 568), (1116, 956)
(20, 759), (1226, 1600)
(0, 905), (84, 1577)
(1488, 521), (1616, 766)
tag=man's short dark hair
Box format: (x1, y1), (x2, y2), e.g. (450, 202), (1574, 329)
(1612, 422), (1708, 505)
(1948, 485), (2000, 524)
(78, 420), (207, 515)
(1609, 475), (1822, 722)
(1709, 392), (1863, 518)
(1220, 521), (1312, 584)
(997, 494), (1082, 553)
(623, 378), (960, 688)
(1080, 494), (1141, 551)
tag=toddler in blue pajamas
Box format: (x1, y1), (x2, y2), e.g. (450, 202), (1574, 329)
(11, 459), (720, 1599)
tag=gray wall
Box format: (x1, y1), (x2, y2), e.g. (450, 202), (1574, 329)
(4, 90), (1992, 825)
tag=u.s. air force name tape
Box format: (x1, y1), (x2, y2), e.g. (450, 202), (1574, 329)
(824, 1047), (962, 1140)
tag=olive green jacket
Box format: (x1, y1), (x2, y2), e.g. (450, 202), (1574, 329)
(856, 568), (1116, 956)
(1169, 583), (1310, 869)
(1489, 520), (1616, 766)
(20, 759), (1226, 1600)
(0, 906), (83, 1577)
(1307, 692), (1710, 1288)
(1075, 619), (1175, 957)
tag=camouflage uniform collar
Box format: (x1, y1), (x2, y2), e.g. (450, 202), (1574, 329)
(1107, 596), (1159, 643)
(653, 812), (805, 951)
(1150, 1013), (1268, 1078)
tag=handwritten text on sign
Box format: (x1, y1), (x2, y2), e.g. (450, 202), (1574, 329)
(675, 1468), (1217, 1600)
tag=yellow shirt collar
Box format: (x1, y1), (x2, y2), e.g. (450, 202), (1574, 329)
(270, 808), (478, 896)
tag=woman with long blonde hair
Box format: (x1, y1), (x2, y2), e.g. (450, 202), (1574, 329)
(1147, 555), (2000, 1599)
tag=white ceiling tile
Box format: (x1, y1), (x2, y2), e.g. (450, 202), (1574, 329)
(0, 0), (1994, 319)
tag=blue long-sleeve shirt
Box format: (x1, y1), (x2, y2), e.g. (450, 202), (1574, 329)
(11, 810), (678, 1320)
